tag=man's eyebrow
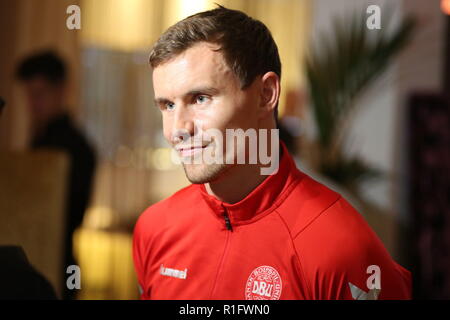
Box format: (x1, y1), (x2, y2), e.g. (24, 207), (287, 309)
(185, 86), (219, 96)
(154, 86), (219, 106)
(154, 97), (172, 106)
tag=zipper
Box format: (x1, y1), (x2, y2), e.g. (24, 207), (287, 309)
(223, 210), (233, 231)
(210, 206), (233, 298)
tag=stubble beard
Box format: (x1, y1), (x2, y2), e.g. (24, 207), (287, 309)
(177, 138), (239, 184)
(182, 161), (231, 184)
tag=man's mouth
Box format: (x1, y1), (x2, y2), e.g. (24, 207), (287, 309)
(176, 143), (210, 158)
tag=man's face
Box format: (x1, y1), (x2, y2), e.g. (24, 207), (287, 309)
(23, 76), (64, 124)
(153, 42), (263, 184)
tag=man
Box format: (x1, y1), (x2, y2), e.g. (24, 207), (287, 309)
(16, 51), (96, 300)
(133, 6), (411, 300)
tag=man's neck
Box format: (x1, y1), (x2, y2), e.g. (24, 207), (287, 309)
(32, 109), (66, 139)
(204, 120), (281, 204)
(204, 162), (269, 204)
(204, 144), (283, 204)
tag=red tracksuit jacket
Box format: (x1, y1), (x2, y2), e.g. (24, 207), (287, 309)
(133, 142), (412, 300)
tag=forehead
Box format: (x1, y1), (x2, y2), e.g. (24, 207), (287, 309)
(152, 42), (238, 96)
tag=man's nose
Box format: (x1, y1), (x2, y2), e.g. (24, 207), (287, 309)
(171, 105), (195, 144)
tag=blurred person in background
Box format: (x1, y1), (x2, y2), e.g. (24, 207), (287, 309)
(16, 51), (96, 300)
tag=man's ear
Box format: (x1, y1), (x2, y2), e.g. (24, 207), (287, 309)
(259, 71), (280, 119)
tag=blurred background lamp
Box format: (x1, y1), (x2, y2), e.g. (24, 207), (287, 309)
(442, 0), (450, 15)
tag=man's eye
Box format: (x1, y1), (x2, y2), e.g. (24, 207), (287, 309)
(165, 102), (175, 110)
(195, 95), (209, 104)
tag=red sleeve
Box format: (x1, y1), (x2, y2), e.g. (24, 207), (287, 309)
(293, 197), (412, 300)
(132, 216), (151, 299)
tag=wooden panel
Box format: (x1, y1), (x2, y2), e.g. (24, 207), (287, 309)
(0, 150), (69, 297)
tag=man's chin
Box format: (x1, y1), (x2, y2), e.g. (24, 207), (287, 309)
(182, 162), (229, 184)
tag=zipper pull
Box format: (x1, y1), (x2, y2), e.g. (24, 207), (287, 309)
(223, 209), (233, 231)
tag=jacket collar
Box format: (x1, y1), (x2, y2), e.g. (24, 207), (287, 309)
(198, 140), (304, 226)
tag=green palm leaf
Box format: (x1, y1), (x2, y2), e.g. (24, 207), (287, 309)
(305, 8), (415, 194)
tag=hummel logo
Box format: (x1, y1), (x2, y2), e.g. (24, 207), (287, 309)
(160, 264), (188, 279)
(348, 282), (380, 300)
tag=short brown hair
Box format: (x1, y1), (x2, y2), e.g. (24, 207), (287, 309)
(149, 5), (281, 122)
